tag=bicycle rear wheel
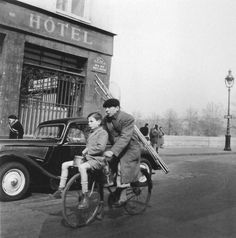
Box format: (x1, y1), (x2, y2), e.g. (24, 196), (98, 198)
(62, 173), (101, 228)
(124, 168), (152, 215)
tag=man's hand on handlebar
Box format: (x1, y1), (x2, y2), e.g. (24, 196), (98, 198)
(104, 151), (114, 161)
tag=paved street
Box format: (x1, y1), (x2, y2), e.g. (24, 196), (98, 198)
(1, 150), (236, 238)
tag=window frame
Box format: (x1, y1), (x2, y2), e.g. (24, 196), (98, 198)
(56, 0), (91, 23)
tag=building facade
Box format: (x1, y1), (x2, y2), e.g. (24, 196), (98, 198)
(0, 0), (115, 137)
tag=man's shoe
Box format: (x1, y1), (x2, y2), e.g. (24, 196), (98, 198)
(78, 193), (89, 209)
(112, 188), (123, 202)
(113, 188), (127, 207)
(113, 200), (127, 207)
(51, 189), (63, 199)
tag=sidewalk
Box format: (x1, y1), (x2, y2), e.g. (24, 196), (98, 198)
(158, 147), (236, 157)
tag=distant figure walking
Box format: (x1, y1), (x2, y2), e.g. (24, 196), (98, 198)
(158, 126), (165, 148)
(8, 115), (24, 139)
(140, 123), (149, 140)
(149, 124), (160, 153)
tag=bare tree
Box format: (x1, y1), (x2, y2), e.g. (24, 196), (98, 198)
(146, 113), (161, 128)
(231, 103), (236, 136)
(131, 111), (144, 128)
(162, 109), (181, 135)
(183, 107), (199, 135)
(199, 102), (224, 136)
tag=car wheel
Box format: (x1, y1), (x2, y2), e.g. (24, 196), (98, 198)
(0, 162), (30, 201)
(139, 157), (152, 183)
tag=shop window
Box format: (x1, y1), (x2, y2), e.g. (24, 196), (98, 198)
(56, 0), (90, 22)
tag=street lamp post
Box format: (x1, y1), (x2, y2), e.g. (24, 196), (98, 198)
(224, 70), (234, 151)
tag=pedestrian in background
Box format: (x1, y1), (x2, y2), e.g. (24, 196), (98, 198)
(140, 123), (149, 140)
(159, 126), (165, 148)
(8, 115), (24, 139)
(149, 124), (160, 153)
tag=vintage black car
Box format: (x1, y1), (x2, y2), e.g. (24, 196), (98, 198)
(0, 118), (160, 201)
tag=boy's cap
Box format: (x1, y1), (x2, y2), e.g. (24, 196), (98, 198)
(8, 115), (17, 119)
(103, 98), (120, 108)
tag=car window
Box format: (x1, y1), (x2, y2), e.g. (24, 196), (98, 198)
(66, 124), (86, 143)
(81, 124), (90, 140)
(34, 124), (65, 139)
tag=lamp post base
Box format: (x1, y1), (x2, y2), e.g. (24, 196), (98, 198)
(224, 134), (231, 151)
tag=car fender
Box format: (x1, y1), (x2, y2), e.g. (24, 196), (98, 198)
(140, 149), (161, 170)
(0, 151), (60, 180)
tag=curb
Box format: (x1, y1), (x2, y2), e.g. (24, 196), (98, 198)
(159, 151), (236, 157)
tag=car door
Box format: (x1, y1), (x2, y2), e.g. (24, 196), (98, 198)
(62, 122), (88, 159)
(46, 123), (88, 176)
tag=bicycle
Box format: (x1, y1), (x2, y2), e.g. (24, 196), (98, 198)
(62, 166), (152, 228)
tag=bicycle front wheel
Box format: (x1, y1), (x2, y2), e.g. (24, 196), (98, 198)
(62, 173), (101, 228)
(124, 168), (152, 215)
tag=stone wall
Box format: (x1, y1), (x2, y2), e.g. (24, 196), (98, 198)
(164, 135), (236, 149)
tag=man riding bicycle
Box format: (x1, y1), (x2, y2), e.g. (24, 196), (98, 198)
(103, 98), (141, 206)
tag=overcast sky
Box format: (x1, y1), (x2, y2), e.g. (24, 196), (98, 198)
(109, 0), (236, 117)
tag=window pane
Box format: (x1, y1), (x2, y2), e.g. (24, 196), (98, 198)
(56, 0), (85, 18)
(35, 125), (64, 139)
(56, 0), (68, 11)
(67, 124), (86, 143)
(71, 0), (85, 17)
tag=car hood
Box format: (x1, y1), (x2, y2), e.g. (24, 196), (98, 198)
(0, 138), (58, 147)
(0, 139), (58, 160)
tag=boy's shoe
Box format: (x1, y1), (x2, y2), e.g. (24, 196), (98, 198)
(96, 202), (104, 220)
(51, 189), (63, 199)
(78, 193), (89, 209)
(96, 212), (103, 220)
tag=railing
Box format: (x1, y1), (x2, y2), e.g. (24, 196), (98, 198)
(19, 64), (85, 136)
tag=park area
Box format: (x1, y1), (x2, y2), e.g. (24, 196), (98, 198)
(162, 135), (236, 149)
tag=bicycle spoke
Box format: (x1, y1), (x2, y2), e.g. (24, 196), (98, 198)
(124, 172), (152, 215)
(62, 173), (101, 228)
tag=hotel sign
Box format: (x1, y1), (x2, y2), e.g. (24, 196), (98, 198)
(0, 1), (113, 55)
(28, 13), (92, 45)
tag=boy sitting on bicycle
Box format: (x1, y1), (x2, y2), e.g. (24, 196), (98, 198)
(52, 112), (108, 209)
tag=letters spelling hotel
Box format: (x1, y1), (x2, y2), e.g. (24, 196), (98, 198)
(0, 0), (115, 137)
